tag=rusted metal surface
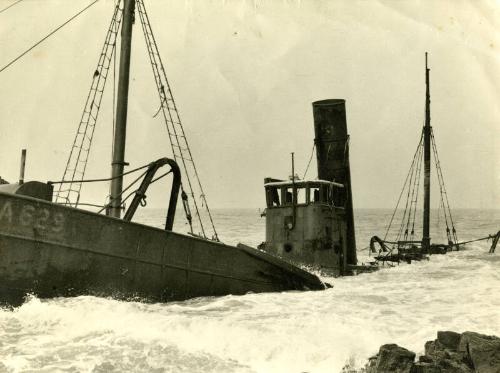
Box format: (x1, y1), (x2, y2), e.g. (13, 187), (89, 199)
(0, 192), (325, 306)
(260, 180), (348, 276)
(312, 99), (357, 266)
(0, 181), (53, 201)
(123, 158), (180, 230)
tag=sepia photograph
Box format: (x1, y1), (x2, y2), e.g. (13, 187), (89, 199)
(0, 0), (499, 372)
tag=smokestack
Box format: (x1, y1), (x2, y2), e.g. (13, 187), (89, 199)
(312, 99), (357, 265)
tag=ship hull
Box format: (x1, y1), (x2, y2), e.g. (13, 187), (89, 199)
(0, 192), (324, 306)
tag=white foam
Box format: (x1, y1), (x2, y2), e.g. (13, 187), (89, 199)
(1, 209), (499, 372)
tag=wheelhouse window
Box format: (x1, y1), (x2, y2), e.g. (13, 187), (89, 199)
(280, 186), (307, 206)
(266, 181), (341, 208)
(310, 183), (334, 205)
(283, 187), (293, 205)
(296, 186), (307, 205)
(266, 187), (280, 207)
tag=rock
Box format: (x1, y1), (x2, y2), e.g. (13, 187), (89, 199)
(412, 358), (473, 373)
(436, 357), (474, 372)
(418, 355), (434, 364)
(425, 340), (436, 356)
(458, 332), (500, 373)
(411, 362), (441, 373)
(437, 331), (462, 351)
(362, 331), (500, 373)
(364, 355), (378, 373)
(425, 341), (457, 363)
(374, 344), (416, 373)
(425, 331), (462, 363)
(425, 340), (447, 361)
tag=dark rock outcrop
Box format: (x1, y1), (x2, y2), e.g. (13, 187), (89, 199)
(369, 344), (416, 373)
(458, 332), (500, 373)
(361, 331), (500, 373)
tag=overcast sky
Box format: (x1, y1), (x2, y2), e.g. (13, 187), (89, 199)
(0, 0), (498, 209)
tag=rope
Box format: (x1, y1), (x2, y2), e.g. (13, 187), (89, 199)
(136, 0), (219, 240)
(55, 0), (122, 206)
(0, 0), (100, 73)
(411, 136), (424, 238)
(431, 133), (451, 238)
(74, 202), (107, 209)
(394, 133), (424, 242)
(97, 168), (150, 214)
(49, 162), (151, 185)
(455, 233), (498, 246)
(431, 129), (458, 244)
(151, 170), (172, 184)
(374, 233), (497, 251)
(383, 134), (423, 240)
(404, 136), (424, 241)
(0, 0), (23, 14)
(302, 143), (315, 179)
(97, 167), (174, 214)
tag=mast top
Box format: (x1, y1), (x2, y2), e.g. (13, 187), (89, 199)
(422, 51), (431, 251)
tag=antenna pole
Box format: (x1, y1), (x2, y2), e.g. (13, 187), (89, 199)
(109, 0), (135, 218)
(19, 149), (26, 185)
(422, 52), (431, 252)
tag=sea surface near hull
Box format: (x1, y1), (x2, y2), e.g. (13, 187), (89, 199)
(0, 193), (322, 306)
(0, 208), (498, 373)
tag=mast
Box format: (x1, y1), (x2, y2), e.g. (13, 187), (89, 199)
(422, 52), (431, 251)
(109, 0), (135, 218)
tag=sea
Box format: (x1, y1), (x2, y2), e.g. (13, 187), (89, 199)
(1, 208), (499, 373)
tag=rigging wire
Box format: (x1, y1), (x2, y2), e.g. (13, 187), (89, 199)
(0, 0), (100, 73)
(0, 0), (23, 14)
(99, 169), (174, 214)
(136, 0), (219, 240)
(431, 128), (458, 244)
(49, 162), (150, 185)
(55, 0), (122, 206)
(397, 145), (417, 241)
(407, 136), (424, 240)
(408, 141), (423, 231)
(395, 132), (424, 242)
(379, 124), (460, 251)
(302, 143), (315, 179)
(97, 168), (150, 214)
(383, 134), (424, 241)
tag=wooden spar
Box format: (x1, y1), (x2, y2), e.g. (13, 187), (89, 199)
(422, 52), (431, 251)
(109, 0), (135, 218)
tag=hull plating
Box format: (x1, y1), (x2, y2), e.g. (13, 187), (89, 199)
(0, 192), (324, 306)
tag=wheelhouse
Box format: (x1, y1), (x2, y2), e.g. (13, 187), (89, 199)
(264, 179), (344, 209)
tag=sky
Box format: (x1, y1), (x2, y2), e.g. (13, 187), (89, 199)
(0, 0), (498, 210)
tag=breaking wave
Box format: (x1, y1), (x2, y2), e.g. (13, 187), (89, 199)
(1, 209), (498, 372)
